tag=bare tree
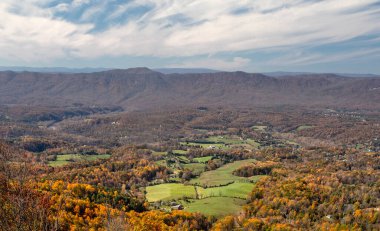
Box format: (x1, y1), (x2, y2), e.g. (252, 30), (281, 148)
(0, 141), (53, 231)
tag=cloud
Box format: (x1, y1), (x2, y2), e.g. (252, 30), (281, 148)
(267, 47), (380, 66)
(54, 3), (70, 13)
(0, 0), (379, 65)
(72, 0), (91, 8)
(107, 4), (130, 20)
(80, 2), (106, 22)
(0, 2), (93, 62)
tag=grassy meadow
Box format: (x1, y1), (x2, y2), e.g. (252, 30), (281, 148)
(193, 156), (213, 163)
(181, 135), (260, 150)
(182, 163), (206, 175)
(196, 182), (255, 199)
(190, 159), (257, 187)
(182, 197), (246, 217)
(145, 158), (264, 217)
(145, 183), (196, 202)
(48, 154), (110, 167)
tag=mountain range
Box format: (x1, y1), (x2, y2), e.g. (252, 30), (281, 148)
(0, 66), (379, 78)
(0, 66), (220, 74)
(0, 67), (379, 110)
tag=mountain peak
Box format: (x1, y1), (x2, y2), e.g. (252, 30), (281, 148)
(123, 67), (157, 74)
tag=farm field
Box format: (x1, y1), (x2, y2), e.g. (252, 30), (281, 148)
(182, 197), (246, 217)
(145, 183), (196, 202)
(154, 160), (169, 168)
(193, 156), (213, 163)
(182, 163), (206, 175)
(146, 158), (262, 217)
(48, 154), (110, 167)
(181, 135), (260, 150)
(190, 159), (257, 187)
(177, 155), (190, 163)
(173, 150), (188, 155)
(151, 151), (167, 157)
(296, 125), (315, 131)
(180, 141), (228, 150)
(196, 182), (255, 199)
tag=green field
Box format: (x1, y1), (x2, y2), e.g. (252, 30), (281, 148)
(146, 159), (263, 217)
(173, 150), (188, 155)
(193, 156), (213, 163)
(181, 136), (260, 150)
(182, 197), (246, 217)
(180, 141), (229, 150)
(190, 159), (257, 187)
(182, 163), (206, 175)
(48, 154), (110, 167)
(196, 182), (255, 199)
(177, 155), (190, 163)
(151, 151), (167, 157)
(145, 183), (196, 202)
(155, 160), (167, 166)
(296, 125), (314, 131)
(237, 138), (260, 149)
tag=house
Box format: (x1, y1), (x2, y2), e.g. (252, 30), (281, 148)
(170, 202), (178, 206)
(171, 204), (184, 210)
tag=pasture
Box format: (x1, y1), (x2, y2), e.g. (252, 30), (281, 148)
(193, 156), (213, 163)
(296, 125), (315, 131)
(146, 159), (263, 217)
(196, 182), (255, 199)
(151, 151), (167, 157)
(48, 154), (110, 167)
(190, 159), (257, 187)
(177, 155), (190, 163)
(182, 197), (246, 217)
(181, 135), (260, 150)
(173, 150), (188, 155)
(145, 183), (196, 202)
(182, 163), (206, 175)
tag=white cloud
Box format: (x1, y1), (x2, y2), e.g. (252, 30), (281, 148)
(0, 0), (379, 64)
(54, 3), (70, 12)
(80, 2), (106, 22)
(72, 0), (91, 8)
(0, 2), (93, 62)
(269, 48), (380, 66)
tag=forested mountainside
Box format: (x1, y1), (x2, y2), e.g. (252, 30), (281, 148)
(0, 68), (379, 110)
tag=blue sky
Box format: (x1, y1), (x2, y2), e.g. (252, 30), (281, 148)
(1, 0), (380, 73)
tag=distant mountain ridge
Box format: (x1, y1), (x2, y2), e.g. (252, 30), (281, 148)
(0, 66), (220, 74)
(154, 68), (220, 74)
(0, 67), (379, 110)
(264, 71), (380, 78)
(0, 66), (110, 73)
(0, 66), (379, 77)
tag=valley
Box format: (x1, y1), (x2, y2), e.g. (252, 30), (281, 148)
(1, 101), (379, 230)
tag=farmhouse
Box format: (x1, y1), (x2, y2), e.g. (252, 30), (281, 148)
(171, 204), (184, 210)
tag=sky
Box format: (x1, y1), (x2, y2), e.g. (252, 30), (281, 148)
(0, 0), (380, 73)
